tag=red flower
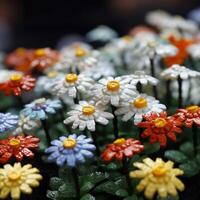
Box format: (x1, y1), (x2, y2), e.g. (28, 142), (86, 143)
(0, 135), (40, 164)
(101, 138), (144, 162)
(138, 112), (183, 147)
(174, 105), (200, 128)
(164, 36), (195, 67)
(0, 74), (36, 96)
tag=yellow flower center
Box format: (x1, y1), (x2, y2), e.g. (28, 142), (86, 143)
(35, 48), (46, 56)
(10, 74), (22, 82)
(186, 105), (199, 113)
(82, 105), (95, 116)
(34, 98), (46, 105)
(63, 138), (77, 149)
(152, 165), (167, 177)
(154, 118), (167, 128)
(8, 172), (21, 181)
(107, 80), (120, 92)
(113, 138), (126, 145)
(122, 35), (132, 42)
(9, 138), (20, 147)
(133, 97), (148, 109)
(47, 71), (58, 78)
(65, 74), (78, 83)
(75, 48), (87, 58)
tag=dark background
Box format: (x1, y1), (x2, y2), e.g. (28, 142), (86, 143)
(0, 0), (199, 51)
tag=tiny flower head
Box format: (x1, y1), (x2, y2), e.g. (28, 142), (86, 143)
(0, 112), (18, 134)
(115, 94), (166, 124)
(101, 138), (144, 162)
(64, 101), (113, 131)
(174, 105), (200, 128)
(138, 112), (183, 147)
(0, 135), (40, 163)
(21, 98), (62, 120)
(0, 73), (36, 96)
(130, 158), (184, 199)
(45, 134), (96, 167)
(0, 163), (42, 199)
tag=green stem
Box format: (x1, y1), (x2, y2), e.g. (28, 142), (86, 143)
(41, 119), (51, 145)
(178, 76), (183, 108)
(192, 124), (198, 155)
(111, 105), (119, 139)
(166, 80), (171, 107)
(90, 131), (100, 156)
(72, 167), (80, 200)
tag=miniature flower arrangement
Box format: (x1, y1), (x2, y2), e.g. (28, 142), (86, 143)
(0, 10), (200, 200)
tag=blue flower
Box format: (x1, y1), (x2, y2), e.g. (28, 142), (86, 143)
(0, 113), (18, 133)
(21, 98), (62, 120)
(45, 134), (96, 167)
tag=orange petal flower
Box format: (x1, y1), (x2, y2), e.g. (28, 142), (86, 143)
(0, 74), (36, 96)
(0, 135), (40, 164)
(164, 36), (195, 67)
(174, 105), (200, 128)
(101, 138), (144, 162)
(138, 112), (183, 147)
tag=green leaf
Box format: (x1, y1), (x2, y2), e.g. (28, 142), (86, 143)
(179, 160), (200, 177)
(81, 194), (95, 200)
(80, 172), (109, 194)
(46, 190), (59, 200)
(143, 142), (160, 155)
(49, 177), (64, 190)
(58, 183), (76, 198)
(180, 142), (194, 157)
(124, 194), (138, 200)
(115, 189), (129, 197)
(164, 150), (188, 163)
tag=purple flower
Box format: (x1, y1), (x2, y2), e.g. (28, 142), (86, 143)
(0, 112), (18, 133)
(45, 134), (96, 167)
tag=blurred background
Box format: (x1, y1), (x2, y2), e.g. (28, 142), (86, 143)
(0, 0), (199, 51)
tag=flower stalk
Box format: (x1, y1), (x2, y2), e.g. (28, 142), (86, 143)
(41, 119), (51, 145)
(178, 75), (183, 108)
(111, 105), (119, 139)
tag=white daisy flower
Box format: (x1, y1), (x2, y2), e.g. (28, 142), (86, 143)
(13, 114), (41, 135)
(115, 93), (166, 124)
(51, 73), (94, 98)
(82, 60), (116, 80)
(64, 101), (114, 131)
(187, 43), (200, 59)
(124, 71), (158, 86)
(92, 76), (137, 107)
(86, 25), (118, 42)
(161, 64), (200, 80)
(35, 71), (64, 94)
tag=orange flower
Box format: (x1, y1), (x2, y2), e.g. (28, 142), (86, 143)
(138, 112), (183, 147)
(5, 48), (59, 73)
(101, 138), (144, 162)
(174, 105), (200, 128)
(0, 74), (36, 96)
(164, 36), (195, 67)
(0, 135), (40, 164)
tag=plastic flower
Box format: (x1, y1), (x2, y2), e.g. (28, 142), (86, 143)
(125, 71), (158, 86)
(174, 105), (200, 128)
(51, 73), (94, 98)
(0, 135), (40, 163)
(0, 74), (36, 96)
(93, 76), (137, 106)
(101, 138), (144, 162)
(130, 158), (185, 199)
(164, 36), (195, 67)
(138, 112), (183, 147)
(45, 134), (96, 167)
(64, 101), (113, 131)
(115, 93), (166, 124)
(0, 163), (42, 199)
(0, 112), (18, 133)
(187, 43), (200, 59)
(161, 64), (200, 80)
(13, 114), (40, 135)
(21, 98), (62, 120)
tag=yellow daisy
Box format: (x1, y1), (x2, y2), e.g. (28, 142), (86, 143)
(0, 163), (42, 199)
(129, 157), (184, 199)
